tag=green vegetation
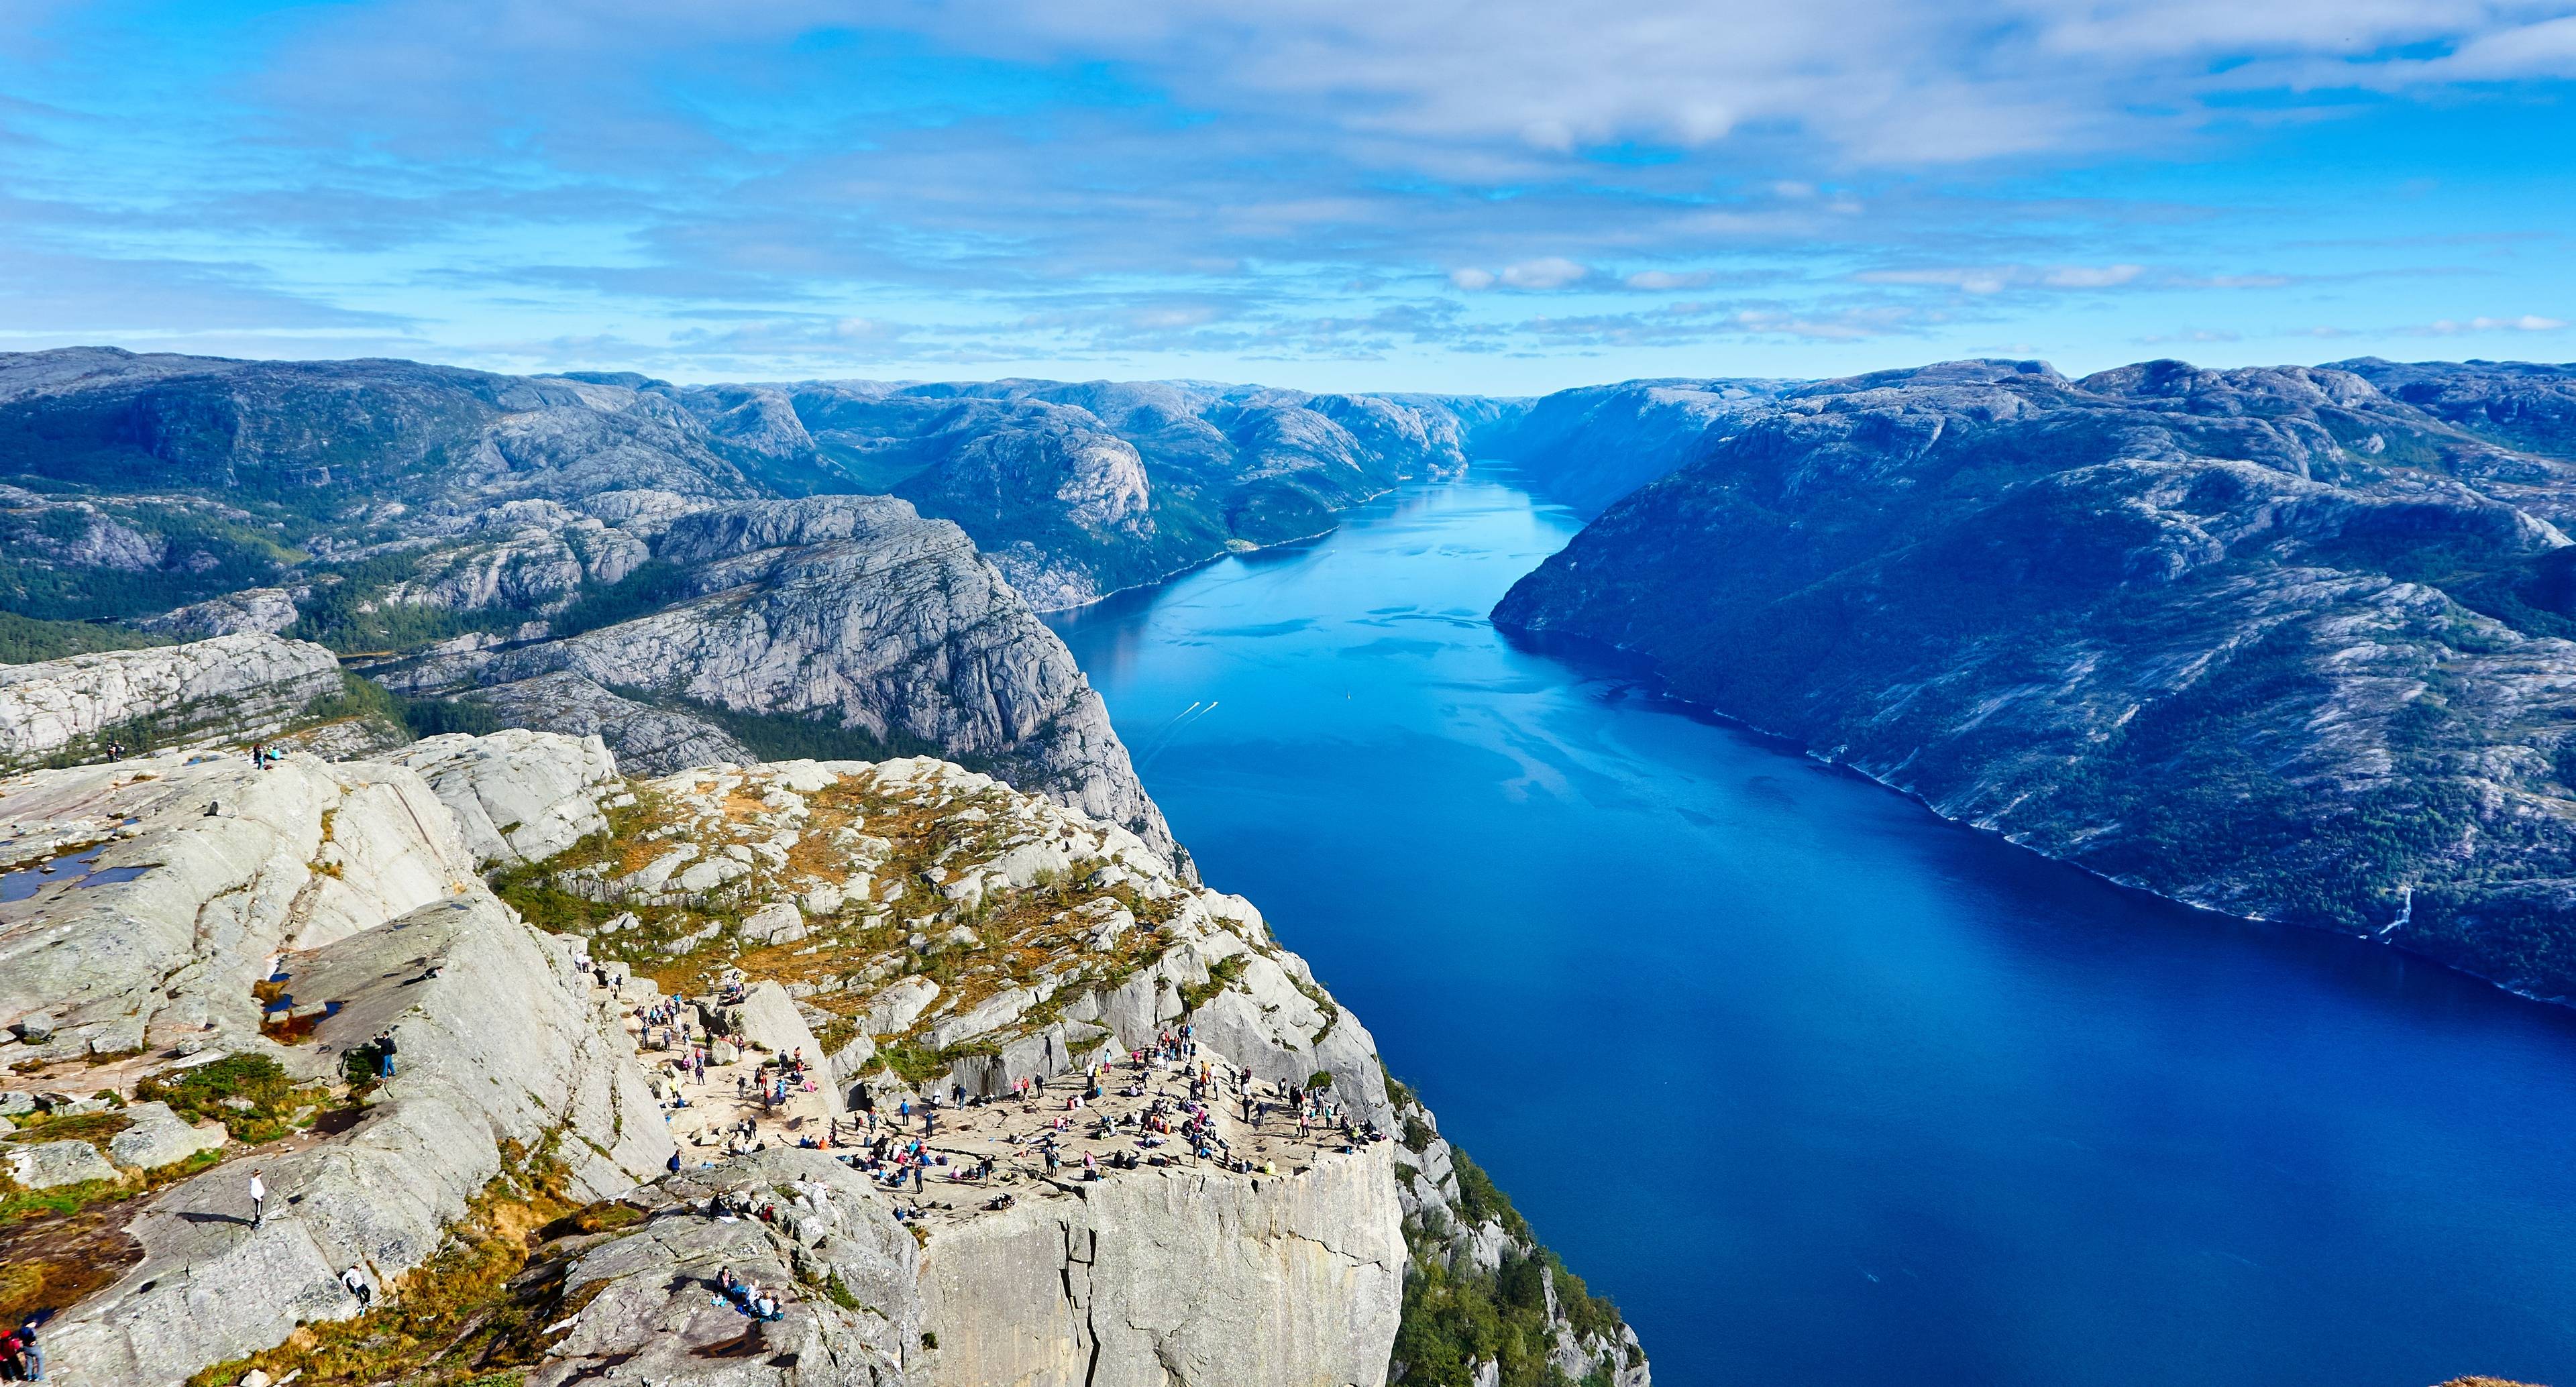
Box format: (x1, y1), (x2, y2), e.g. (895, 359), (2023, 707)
(1176, 954), (1249, 1013)
(1393, 1152), (1634, 1387)
(287, 549), (525, 653)
(133, 1054), (317, 1145)
(547, 559), (692, 639)
(0, 502), (303, 622)
(0, 610), (168, 664)
(629, 689), (950, 765)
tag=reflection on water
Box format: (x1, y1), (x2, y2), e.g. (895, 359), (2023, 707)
(1051, 473), (2576, 1387)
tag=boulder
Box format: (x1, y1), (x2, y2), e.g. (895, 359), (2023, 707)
(859, 976), (940, 1036)
(389, 728), (618, 865)
(740, 900), (808, 946)
(924, 986), (1038, 1050)
(105, 1101), (227, 1171)
(7, 1137), (120, 1189)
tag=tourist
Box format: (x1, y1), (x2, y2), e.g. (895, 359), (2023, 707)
(341, 1264), (374, 1309)
(376, 1027), (398, 1078)
(248, 1169), (266, 1227)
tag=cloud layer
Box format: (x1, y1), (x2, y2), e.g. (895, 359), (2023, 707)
(0, 0), (2569, 387)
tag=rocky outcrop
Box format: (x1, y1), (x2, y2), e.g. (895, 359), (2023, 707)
(1496, 357), (2576, 1002)
(129, 587), (301, 639)
(526, 1148), (922, 1387)
(0, 732), (674, 1387)
(388, 727), (621, 865)
(0, 632), (341, 768)
(510, 755), (1645, 1387)
(392, 496), (1173, 856)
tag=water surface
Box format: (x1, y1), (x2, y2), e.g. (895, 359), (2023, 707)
(1046, 474), (2576, 1387)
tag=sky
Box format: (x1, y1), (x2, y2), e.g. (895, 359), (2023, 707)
(1, 0), (2573, 394)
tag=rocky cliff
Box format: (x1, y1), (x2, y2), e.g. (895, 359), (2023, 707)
(1497, 356), (2576, 1002)
(3, 733), (1644, 1387)
(0, 632), (343, 769)
(474, 753), (1645, 1387)
(0, 349), (1477, 854)
(382, 494), (1171, 855)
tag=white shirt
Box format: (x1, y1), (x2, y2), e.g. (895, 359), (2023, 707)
(248, 1175), (266, 1201)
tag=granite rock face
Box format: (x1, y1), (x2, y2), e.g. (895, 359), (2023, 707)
(129, 587), (302, 640)
(514, 755), (1646, 1387)
(392, 496), (1172, 855)
(0, 632), (341, 768)
(525, 1148), (920, 1387)
(916, 1145), (1404, 1387)
(388, 727), (620, 865)
(0, 733), (674, 1387)
(1497, 357), (2576, 1001)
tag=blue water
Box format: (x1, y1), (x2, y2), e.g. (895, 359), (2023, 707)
(1047, 474), (2576, 1387)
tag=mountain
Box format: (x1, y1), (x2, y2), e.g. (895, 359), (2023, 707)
(1495, 357), (2576, 1003)
(0, 348), (1477, 853)
(1465, 376), (1788, 514)
(686, 378), (1477, 608)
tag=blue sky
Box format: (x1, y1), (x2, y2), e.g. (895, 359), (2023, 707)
(2, 0), (2572, 393)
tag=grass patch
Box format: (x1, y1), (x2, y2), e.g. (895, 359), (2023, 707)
(134, 1054), (321, 1145)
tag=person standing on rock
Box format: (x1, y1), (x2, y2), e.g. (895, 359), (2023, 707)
(376, 1028), (398, 1078)
(247, 1169), (266, 1227)
(341, 1264), (374, 1309)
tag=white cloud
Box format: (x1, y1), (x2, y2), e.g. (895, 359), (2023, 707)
(1625, 270), (1713, 290)
(1449, 268), (1497, 290)
(1498, 257), (1591, 290)
(1856, 264), (2146, 294)
(2424, 313), (2569, 333)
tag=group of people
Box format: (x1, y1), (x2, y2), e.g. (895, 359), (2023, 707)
(246, 742), (284, 771)
(712, 1266), (784, 1323)
(0, 1317), (43, 1382)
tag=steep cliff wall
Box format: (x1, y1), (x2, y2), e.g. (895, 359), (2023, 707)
(916, 1146), (1404, 1387)
(387, 496), (1173, 857)
(0, 632), (341, 769)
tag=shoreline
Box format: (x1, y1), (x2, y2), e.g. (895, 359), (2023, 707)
(1489, 616), (2576, 1019)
